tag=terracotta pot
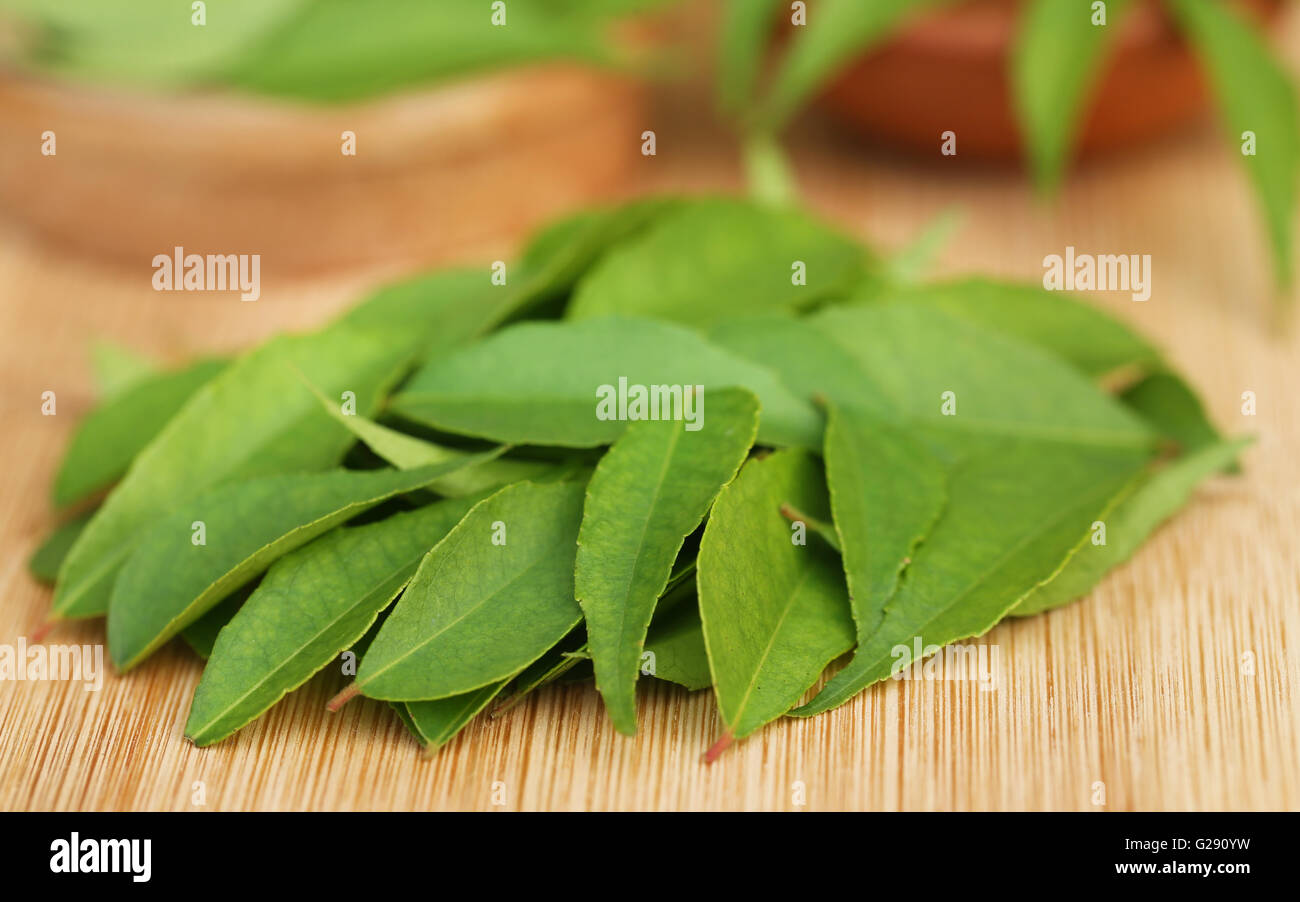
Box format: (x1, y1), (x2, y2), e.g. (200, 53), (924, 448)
(816, 0), (1286, 162)
(0, 64), (646, 273)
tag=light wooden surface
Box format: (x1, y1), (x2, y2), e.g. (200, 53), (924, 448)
(2, 25), (1299, 811)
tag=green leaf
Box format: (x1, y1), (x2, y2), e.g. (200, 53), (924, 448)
(0, 0), (306, 87)
(53, 320), (422, 621)
(810, 304), (1157, 449)
(718, 0), (783, 115)
(90, 340), (158, 398)
(869, 278), (1163, 380)
(797, 434), (1148, 716)
(227, 0), (627, 102)
(180, 589), (251, 660)
(567, 198), (870, 327)
(185, 493), (485, 746)
(515, 198), (679, 310)
(402, 683), (508, 751)
(822, 401), (947, 642)
(391, 702), (422, 742)
(492, 630), (590, 714)
(1012, 437), (1251, 617)
(576, 387), (759, 734)
(109, 458), (495, 672)
(709, 304), (1160, 715)
(1168, 0), (1300, 288)
(698, 450), (855, 750)
(27, 511), (94, 584)
(336, 266), (541, 365)
(1012, 0), (1130, 192)
(307, 386), (555, 496)
(52, 358), (227, 508)
(761, 0), (964, 130)
(642, 590), (712, 692)
(496, 564), (700, 713)
(390, 315), (822, 449)
(1120, 371), (1224, 455)
(356, 479), (587, 701)
(710, 313), (885, 409)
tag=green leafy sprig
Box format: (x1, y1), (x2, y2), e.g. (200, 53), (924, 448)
(31, 195), (1243, 756)
(720, 0), (1299, 291)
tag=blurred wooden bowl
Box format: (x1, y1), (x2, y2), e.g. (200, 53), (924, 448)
(0, 64), (647, 273)
(816, 0), (1286, 162)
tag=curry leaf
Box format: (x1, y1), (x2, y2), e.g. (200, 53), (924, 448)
(336, 266), (542, 364)
(402, 682), (509, 752)
(355, 479), (587, 701)
(227, 0), (628, 102)
(27, 512), (93, 584)
(51, 263), (518, 622)
(1168, 0), (1300, 289)
(185, 492), (486, 746)
(1012, 0), (1130, 192)
(310, 390), (554, 496)
(52, 358), (226, 508)
(390, 315), (822, 449)
(822, 400), (947, 641)
(0, 0), (305, 87)
(492, 630), (590, 715)
(698, 450), (855, 754)
(718, 0), (782, 115)
(496, 563), (701, 713)
(1013, 437), (1250, 617)
(868, 278), (1163, 380)
(708, 303), (1160, 716)
(516, 198), (679, 310)
(179, 589), (251, 660)
(810, 304), (1157, 449)
(109, 457), (496, 672)
(567, 198), (870, 327)
(797, 436), (1148, 716)
(710, 313), (884, 408)
(760, 0), (964, 130)
(1119, 371), (1224, 456)
(642, 592), (712, 692)
(576, 387), (759, 734)
(53, 325), (415, 620)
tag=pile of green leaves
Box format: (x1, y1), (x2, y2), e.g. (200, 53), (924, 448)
(0, 0), (667, 102)
(31, 195), (1244, 755)
(720, 0), (1300, 289)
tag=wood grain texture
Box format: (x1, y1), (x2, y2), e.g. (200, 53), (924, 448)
(1, 18), (1298, 811)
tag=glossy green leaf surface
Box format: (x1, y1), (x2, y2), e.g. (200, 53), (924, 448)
(1169, 0), (1300, 288)
(822, 401), (947, 640)
(1012, 0), (1130, 191)
(390, 316), (821, 449)
(53, 358), (227, 508)
(567, 198), (870, 327)
(110, 458), (494, 672)
(576, 387), (759, 734)
(1013, 438), (1250, 617)
(698, 450), (855, 744)
(356, 479), (587, 701)
(54, 326), (410, 620)
(186, 493), (485, 745)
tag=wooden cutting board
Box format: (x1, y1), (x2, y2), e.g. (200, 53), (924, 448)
(1, 32), (1297, 810)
